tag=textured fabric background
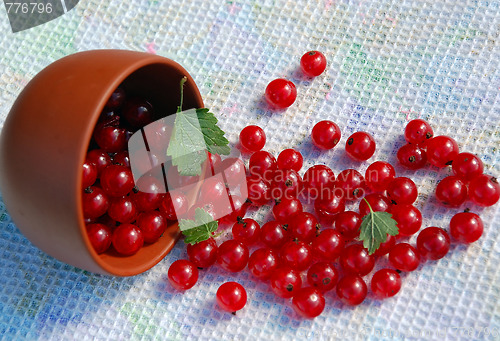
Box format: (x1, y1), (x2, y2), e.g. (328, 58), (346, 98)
(0, 0), (499, 340)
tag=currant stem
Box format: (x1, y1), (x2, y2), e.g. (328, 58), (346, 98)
(362, 197), (375, 215)
(177, 76), (188, 113)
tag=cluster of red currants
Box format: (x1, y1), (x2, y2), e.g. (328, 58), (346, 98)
(167, 117), (498, 318)
(82, 88), (181, 256)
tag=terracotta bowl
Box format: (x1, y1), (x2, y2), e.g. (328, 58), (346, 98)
(0, 49), (204, 276)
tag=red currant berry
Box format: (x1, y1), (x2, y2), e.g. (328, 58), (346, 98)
(345, 131), (376, 161)
(449, 212), (483, 243)
(386, 177), (418, 205)
(131, 177), (164, 212)
(372, 234), (396, 257)
(314, 207), (337, 227)
(136, 211), (166, 244)
(311, 120), (341, 150)
(104, 87), (126, 110)
(370, 269), (401, 298)
(100, 165), (135, 197)
(335, 169), (366, 200)
(167, 259), (199, 291)
(82, 186), (109, 219)
(397, 144), (427, 170)
(272, 197), (303, 224)
(358, 193), (391, 217)
(82, 159), (97, 189)
(388, 243), (420, 272)
(270, 267), (302, 298)
(280, 240), (313, 271)
(216, 157), (246, 185)
(249, 150), (277, 181)
(198, 176), (226, 204)
(248, 248), (280, 280)
(86, 149), (112, 176)
(219, 194), (249, 226)
(265, 78), (297, 109)
(314, 190), (345, 216)
(300, 51), (327, 77)
(239, 125), (266, 152)
(122, 97), (154, 129)
(186, 237), (218, 268)
(365, 161), (396, 192)
(270, 169), (302, 199)
(340, 244), (375, 276)
(452, 152), (484, 182)
(217, 240), (249, 272)
(426, 135), (459, 167)
(112, 151), (130, 167)
(435, 176), (467, 207)
(336, 274), (367, 306)
(107, 196), (137, 224)
(311, 228), (345, 260)
(232, 218), (261, 245)
(159, 191), (188, 221)
(86, 223), (112, 254)
(334, 211), (362, 240)
(404, 119), (433, 144)
(260, 221), (290, 249)
(416, 227), (450, 260)
(277, 148), (303, 172)
(93, 120), (127, 153)
(246, 175), (272, 206)
(390, 204), (422, 236)
(307, 262), (339, 292)
(289, 212), (320, 243)
(112, 223), (144, 256)
(302, 165), (335, 200)
(468, 175), (500, 207)
(292, 287), (325, 319)
(216, 282), (247, 313)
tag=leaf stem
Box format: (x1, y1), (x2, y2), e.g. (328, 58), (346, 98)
(177, 76), (188, 113)
(362, 197), (375, 214)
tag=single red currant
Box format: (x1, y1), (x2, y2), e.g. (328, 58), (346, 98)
(452, 152), (484, 181)
(217, 240), (249, 272)
(136, 211), (166, 244)
(314, 190), (345, 216)
(216, 282), (247, 313)
(307, 262), (339, 292)
(265, 78), (297, 109)
(435, 176), (467, 207)
(336, 275), (367, 305)
(390, 204), (422, 236)
(232, 218), (261, 245)
(358, 193), (392, 217)
(335, 169), (366, 200)
(186, 237), (218, 268)
(246, 175), (272, 206)
(82, 159), (97, 189)
(272, 197), (303, 224)
(397, 144), (427, 170)
(292, 287), (325, 319)
(404, 119), (433, 144)
(370, 269), (401, 298)
(277, 148), (303, 172)
(270, 267), (302, 298)
(107, 196), (138, 224)
(270, 169), (302, 199)
(302, 165), (335, 200)
(468, 175), (500, 207)
(86, 149), (112, 176)
(300, 51), (327, 77)
(112, 223), (144, 256)
(365, 161), (396, 192)
(289, 212), (320, 243)
(122, 97), (154, 129)
(449, 212), (483, 243)
(372, 234), (396, 257)
(104, 87), (126, 110)
(86, 223), (112, 254)
(93, 119), (127, 153)
(247, 248), (280, 280)
(216, 157), (246, 185)
(426, 135), (459, 167)
(311, 228), (345, 260)
(280, 240), (313, 271)
(386, 177), (418, 205)
(82, 186), (109, 219)
(260, 221), (290, 249)
(167, 259), (199, 291)
(334, 211), (362, 240)
(159, 191), (188, 221)
(112, 151), (130, 167)
(340, 244), (375, 276)
(248, 150), (277, 181)
(131, 176), (164, 211)
(388, 243), (420, 272)
(345, 132), (376, 161)
(311, 120), (341, 150)
(239, 125), (266, 152)
(416, 227), (450, 260)
(100, 165), (135, 197)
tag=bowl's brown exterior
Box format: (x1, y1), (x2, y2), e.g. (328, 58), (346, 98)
(0, 49), (204, 276)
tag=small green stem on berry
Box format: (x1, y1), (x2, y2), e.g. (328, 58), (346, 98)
(177, 76), (188, 113)
(363, 197), (374, 215)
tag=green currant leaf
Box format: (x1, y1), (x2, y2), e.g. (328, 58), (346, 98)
(359, 200), (399, 254)
(178, 208), (218, 245)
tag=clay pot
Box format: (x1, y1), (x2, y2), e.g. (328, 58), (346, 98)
(0, 50), (204, 276)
